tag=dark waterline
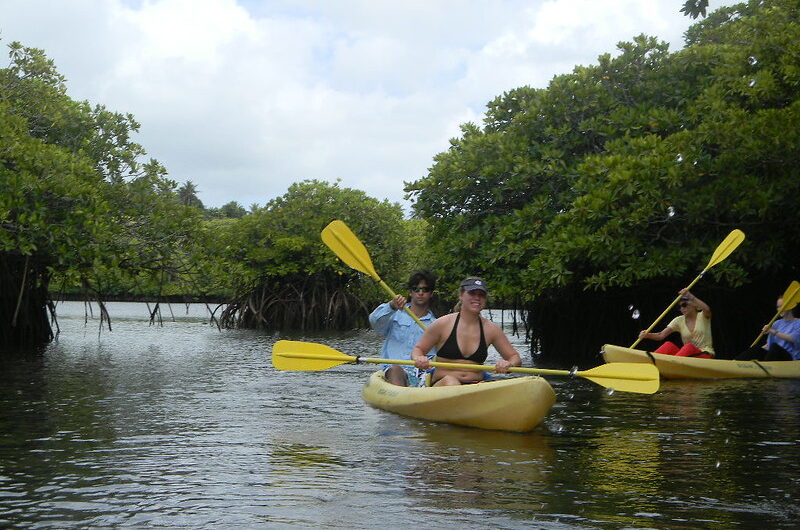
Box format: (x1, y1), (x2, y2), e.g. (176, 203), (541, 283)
(1, 302), (798, 528)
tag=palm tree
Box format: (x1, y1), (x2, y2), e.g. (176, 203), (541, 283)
(177, 180), (204, 208)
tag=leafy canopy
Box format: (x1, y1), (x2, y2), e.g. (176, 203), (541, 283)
(1, 40), (203, 303)
(406, 0), (800, 302)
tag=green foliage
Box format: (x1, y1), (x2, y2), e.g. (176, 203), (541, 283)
(216, 201), (248, 219)
(407, 33), (693, 298)
(0, 106), (105, 261)
(0, 37), (440, 338)
(1, 40), (206, 348)
(524, 0), (800, 295)
(681, 0), (710, 19)
(177, 181), (204, 209)
(406, 0), (800, 357)
(408, 0), (800, 297)
(218, 179), (415, 329)
(225, 179), (405, 288)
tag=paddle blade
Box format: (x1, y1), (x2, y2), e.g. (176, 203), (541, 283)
(272, 340), (355, 371)
(321, 220), (380, 280)
(705, 229), (745, 270)
(578, 363), (660, 395)
(781, 280), (800, 312)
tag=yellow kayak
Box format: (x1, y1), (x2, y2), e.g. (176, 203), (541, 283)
(602, 344), (800, 379)
(361, 370), (556, 432)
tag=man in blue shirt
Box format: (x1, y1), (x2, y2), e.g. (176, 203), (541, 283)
(369, 270), (437, 386)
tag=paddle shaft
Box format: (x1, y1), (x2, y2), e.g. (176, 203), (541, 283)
(750, 313), (783, 348)
(274, 351), (656, 382)
(272, 340), (660, 394)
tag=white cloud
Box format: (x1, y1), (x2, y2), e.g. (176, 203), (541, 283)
(0, 0), (738, 212)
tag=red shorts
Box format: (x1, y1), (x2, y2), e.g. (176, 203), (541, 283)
(654, 341), (712, 358)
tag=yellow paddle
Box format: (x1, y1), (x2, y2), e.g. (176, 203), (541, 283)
(631, 229), (745, 349)
(272, 340), (660, 395)
(321, 219), (427, 330)
(749, 280), (800, 348)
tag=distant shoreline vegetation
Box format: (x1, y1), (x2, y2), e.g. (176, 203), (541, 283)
(51, 293), (229, 305)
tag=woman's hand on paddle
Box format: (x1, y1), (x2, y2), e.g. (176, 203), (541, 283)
(485, 321), (522, 371)
(494, 359), (513, 373)
(640, 326), (672, 341)
(411, 346), (430, 369)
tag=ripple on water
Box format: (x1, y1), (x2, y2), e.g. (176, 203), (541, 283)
(0, 303), (799, 527)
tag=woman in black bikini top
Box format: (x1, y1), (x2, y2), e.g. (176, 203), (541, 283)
(436, 313), (489, 364)
(410, 277), (522, 386)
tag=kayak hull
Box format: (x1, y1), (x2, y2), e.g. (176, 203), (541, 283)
(361, 370), (556, 432)
(602, 344), (800, 379)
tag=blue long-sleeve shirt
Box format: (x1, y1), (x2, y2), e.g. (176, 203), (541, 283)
(369, 302), (436, 362)
(767, 318), (800, 360)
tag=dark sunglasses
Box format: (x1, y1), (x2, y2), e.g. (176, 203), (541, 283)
(411, 286), (432, 293)
(679, 302), (689, 308)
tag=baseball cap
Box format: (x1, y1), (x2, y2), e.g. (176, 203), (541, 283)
(460, 277), (489, 293)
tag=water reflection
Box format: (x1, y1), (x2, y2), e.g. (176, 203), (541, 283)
(270, 442), (348, 469)
(405, 426), (554, 513)
(1, 303), (799, 528)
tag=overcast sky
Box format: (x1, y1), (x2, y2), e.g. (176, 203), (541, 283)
(0, 0), (736, 212)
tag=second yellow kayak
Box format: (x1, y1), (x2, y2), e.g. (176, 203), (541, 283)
(602, 344), (800, 379)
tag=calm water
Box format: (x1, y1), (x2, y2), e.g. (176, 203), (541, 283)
(1, 302), (798, 528)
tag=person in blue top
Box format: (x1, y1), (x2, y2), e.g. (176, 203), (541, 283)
(369, 270), (438, 386)
(736, 294), (800, 361)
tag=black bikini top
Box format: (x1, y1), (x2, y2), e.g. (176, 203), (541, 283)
(436, 313), (488, 364)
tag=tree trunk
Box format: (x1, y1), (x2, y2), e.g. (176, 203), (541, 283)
(1, 254), (53, 354)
